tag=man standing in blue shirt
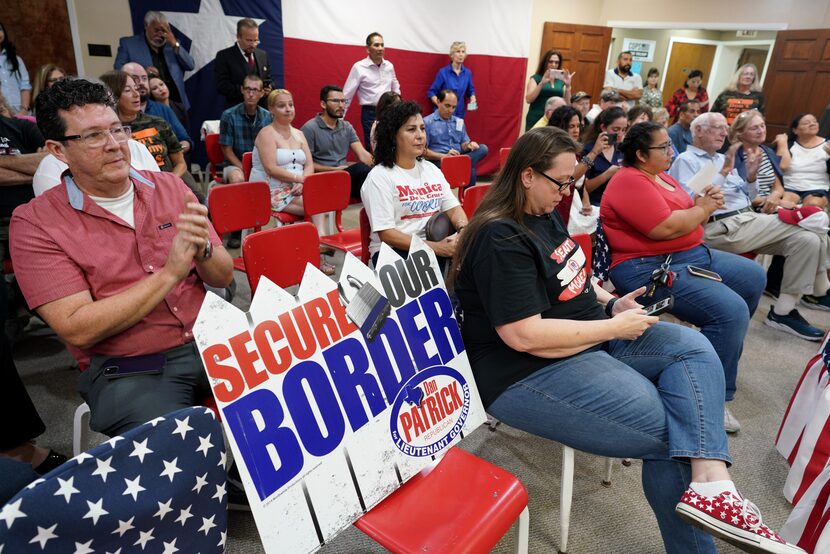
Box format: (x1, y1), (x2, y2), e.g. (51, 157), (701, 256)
(667, 100), (700, 154)
(669, 111), (830, 341)
(424, 90), (488, 186)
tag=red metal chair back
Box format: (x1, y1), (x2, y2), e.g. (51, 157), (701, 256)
(242, 222), (320, 292)
(440, 155), (472, 197)
(461, 184), (491, 219)
(302, 171), (351, 221)
(207, 181), (271, 235)
(242, 151), (253, 180)
(205, 133), (225, 183)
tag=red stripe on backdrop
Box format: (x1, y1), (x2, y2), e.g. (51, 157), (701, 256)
(284, 38), (526, 176)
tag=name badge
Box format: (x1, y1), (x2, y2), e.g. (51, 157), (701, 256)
(455, 119), (464, 132)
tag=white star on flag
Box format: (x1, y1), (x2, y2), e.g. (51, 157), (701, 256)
(133, 528), (155, 550)
(147, 416), (165, 427)
(105, 548), (122, 554)
(0, 498), (27, 529)
(73, 452), (93, 465)
(219, 530), (227, 548)
(162, 538), (180, 554)
(160, 458), (182, 482)
(172, 417), (193, 439)
(92, 456), (117, 483)
(218, 450), (227, 468)
(196, 434), (213, 457)
(175, 505), (193, 526)
(123, 476), (146, 501)
(73, 539), (95, 554)
(154, 499), (174, 521)
(105, 436), (124, 449)
(212, 483), (227, 503)
(29, 523), (58, 549)
(111, 516), (135, 537)
(83, 498), (109, 525)
(54, 476), (81, 503)
(25, 478), (45, 490)
(198, 514), (217, 535)
(129, 439), (154, 463)
(163, 0), (264, 80)
(193, 472), (209, 494)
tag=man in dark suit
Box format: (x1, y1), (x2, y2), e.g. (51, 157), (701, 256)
(214, 18), (272, 108)
(114, 10), (194, 112)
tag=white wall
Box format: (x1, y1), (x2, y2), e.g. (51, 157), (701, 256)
(69, 0), (132, 78)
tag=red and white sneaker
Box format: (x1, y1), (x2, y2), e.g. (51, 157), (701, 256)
(675, 488), (805, 553)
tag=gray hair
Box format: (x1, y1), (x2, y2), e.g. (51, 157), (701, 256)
(144, 10), (167, 26)
(690, 112), (726, 135)
(545, 96), (566, 111)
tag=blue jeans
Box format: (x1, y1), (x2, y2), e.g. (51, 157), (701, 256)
(488, 322), (729, 554)
(609, 245), (765, 401)
(361, 105), (376, 151)
(465, 144), (489, 186)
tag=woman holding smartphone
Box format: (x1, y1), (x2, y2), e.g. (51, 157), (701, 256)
(524, 49), (574, 131)
(601, 122), (766, 434)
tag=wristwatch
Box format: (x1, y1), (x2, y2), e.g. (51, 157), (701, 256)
(174, 40), (181, 49)
(195, 241), (213, 263)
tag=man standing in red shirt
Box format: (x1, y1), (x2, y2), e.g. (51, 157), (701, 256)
(10, 79), (234, 438)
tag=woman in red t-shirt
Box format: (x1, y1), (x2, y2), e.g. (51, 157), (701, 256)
(601, 121), (766, 432)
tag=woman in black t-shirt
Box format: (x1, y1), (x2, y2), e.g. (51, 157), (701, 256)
(451, 127), (802, 554)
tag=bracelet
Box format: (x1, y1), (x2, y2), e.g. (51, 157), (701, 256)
(580, 156), (595, 169)
(604, 297), (618, 317)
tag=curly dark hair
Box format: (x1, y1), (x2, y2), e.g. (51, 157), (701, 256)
(0, 22), (20, 76)
(619, 121), (664, 167)
(35, 78), (114, 141)
(373, 100), (424, 168)
(548, 105), (581, 132)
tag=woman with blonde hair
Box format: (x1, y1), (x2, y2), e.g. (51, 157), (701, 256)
(250, 89), (333, 272)
(30, 64), (66, 113)
(427, 41), (477, 118)
(711, 64), (765, 124)
(728, 109), (791, 213)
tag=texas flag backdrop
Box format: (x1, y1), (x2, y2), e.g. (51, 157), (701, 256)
(126, 0), (533, 175)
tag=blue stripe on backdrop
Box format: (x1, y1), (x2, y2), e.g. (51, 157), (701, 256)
(126, 0), (284, 166)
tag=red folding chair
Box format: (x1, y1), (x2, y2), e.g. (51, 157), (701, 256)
(441, 155), (472, 201)
(462, 184), (491, 219)
(205, 133), (225, 184)
(303, 171), (362, 257)
(359, 207), (371, 265)
(207, 181), (271, 273)
(499, 147), (511, 168)
(242, 222), (320, 293)
(355, 446), (529, 554)
(242, 151), (253, 180)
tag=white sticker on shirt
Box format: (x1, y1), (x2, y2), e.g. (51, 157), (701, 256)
(556, 247), (586, 286)
(455, 119), (464, 132)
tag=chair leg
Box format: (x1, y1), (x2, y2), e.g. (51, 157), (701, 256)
(602, 457), (614, 487)
(73, 402), (90, 457)
(515, 506), (529, 554)
(560, 446), (574, 554)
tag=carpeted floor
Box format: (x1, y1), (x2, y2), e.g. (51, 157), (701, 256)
(13, 210), (828, 552)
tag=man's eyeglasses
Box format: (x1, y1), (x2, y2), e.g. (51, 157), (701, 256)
(536, 170), (575, 192)
(648, 142), (674, 154)
(56, 126), (132, 148)
(326, 98), (346, 104)
(243, 87), (263, 93)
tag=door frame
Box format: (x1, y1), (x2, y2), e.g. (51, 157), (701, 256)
(661, 36), (775, 93)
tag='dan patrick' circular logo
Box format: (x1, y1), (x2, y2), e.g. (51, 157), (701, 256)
(389, 365), (470, 457)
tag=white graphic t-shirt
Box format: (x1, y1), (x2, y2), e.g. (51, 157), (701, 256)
(361, 161), (460, 256)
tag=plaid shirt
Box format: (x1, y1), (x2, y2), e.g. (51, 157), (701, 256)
(218, 102), (272, 160)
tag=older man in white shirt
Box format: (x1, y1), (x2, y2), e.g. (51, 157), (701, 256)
(343, 32), (401, 149)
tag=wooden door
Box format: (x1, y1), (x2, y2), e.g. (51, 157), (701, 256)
(762, 29), (830, 138)
(662, 43), (717, 105)
(539, 22), (612, 103)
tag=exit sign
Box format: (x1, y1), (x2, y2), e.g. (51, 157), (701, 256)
(736, 30), (758, 38)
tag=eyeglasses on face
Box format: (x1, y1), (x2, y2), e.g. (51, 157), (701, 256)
(243, 87), (263, 93)
(647, 142), (674, 153)
(326, 98), (346, 104)
(56, 126), (132, 148)
(535, 169), (574, 192)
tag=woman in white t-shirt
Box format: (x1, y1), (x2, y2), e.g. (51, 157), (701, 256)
(360, 100), (468, 264)
(780, 113), (830, 209)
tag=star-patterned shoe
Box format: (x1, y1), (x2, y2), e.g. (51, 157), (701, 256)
(675, 488), (805, 553)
